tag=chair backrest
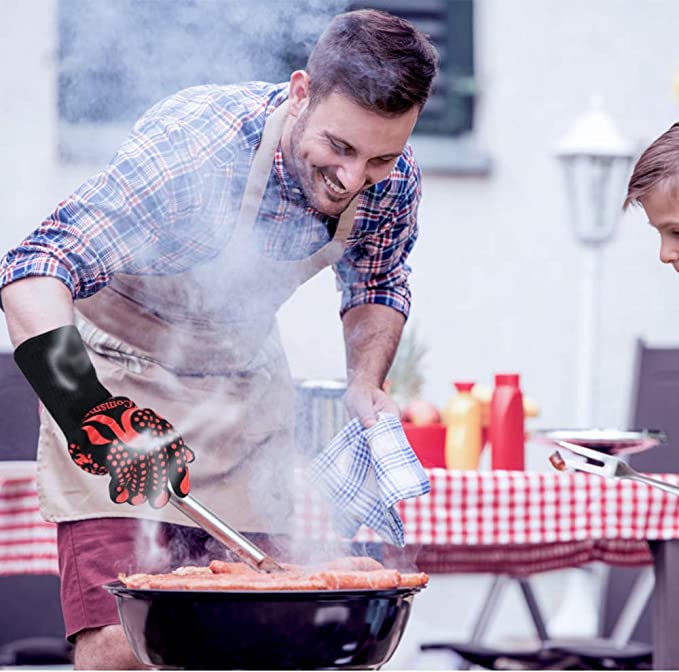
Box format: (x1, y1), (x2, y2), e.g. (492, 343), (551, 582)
(0, 575), (66, 650)
(0, 353), (66, 656)
(0, 352), (40, 460)
(602, 338), (679, 643)
(628, 339), (679, 473)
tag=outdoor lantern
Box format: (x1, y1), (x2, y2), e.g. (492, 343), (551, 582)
(556, 98), (635, 246)
(555, 98), (634, 427)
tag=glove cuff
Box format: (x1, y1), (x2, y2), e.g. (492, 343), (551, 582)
(14, 325), (112, 436)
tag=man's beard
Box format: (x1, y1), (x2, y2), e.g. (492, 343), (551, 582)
(287, 112), (353, 217)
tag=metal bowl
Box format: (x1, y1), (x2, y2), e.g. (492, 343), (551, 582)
(532, 428), (667, 456)
(105, 581), (421, 670)
(295, 379), (349, 458)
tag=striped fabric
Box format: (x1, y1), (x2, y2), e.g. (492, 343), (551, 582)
(0, 82), (421, 320)
(406, 539), (654, 577)
(0, 469), (57, 575)
(308, 412), (430, 547)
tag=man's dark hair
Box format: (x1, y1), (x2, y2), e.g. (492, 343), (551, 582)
(306, 9), (439, 116)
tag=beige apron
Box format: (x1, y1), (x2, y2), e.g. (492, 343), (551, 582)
(36, 101), (357, 533)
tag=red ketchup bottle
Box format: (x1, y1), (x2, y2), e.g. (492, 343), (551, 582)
(490, 373), (525, 470)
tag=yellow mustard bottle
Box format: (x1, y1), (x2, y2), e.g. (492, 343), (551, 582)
(442, 381), (482, 470)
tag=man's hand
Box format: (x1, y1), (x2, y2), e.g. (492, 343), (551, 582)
(344, 379), (400, 428)
(67, 396), (195, 508)
(342, 304), (405, 428)
(12, 325), (196, 509)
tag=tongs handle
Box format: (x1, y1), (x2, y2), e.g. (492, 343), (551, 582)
(167, 485), (283, 572)
(556, 440), (679, 498)
(626, 473), (679, 498)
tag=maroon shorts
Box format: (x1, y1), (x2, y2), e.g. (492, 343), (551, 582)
(57, 517), (286, 642)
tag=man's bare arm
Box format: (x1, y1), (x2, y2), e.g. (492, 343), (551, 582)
(342, 303), (405, 427)
(1, 277), (74, 347)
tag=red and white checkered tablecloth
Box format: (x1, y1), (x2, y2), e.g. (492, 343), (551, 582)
(297, 468), (679, 545)
(3, 464), (679, 577)
(295, 468), (679, 575)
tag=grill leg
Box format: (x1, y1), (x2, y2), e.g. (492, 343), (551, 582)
(610, 565), (654, 646)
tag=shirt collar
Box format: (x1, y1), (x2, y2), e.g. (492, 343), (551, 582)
(273, 144), (306, 204)
(272, 145), (342, 235)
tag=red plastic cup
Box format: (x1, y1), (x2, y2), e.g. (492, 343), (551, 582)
(402, 422), (446, 468)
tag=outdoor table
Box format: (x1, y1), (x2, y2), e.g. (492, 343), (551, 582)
(3, 462), (679, 667)
(298, 468), (679, 669)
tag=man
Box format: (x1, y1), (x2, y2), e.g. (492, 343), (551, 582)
(625, 123), (679, 267)
(0, 8), (438, 670)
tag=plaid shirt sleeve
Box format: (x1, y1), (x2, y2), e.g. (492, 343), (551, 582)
(335, 147), (421, 320)
(0, 115), (232, 299)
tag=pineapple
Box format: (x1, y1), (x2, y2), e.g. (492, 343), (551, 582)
(386, 325), (427, 409)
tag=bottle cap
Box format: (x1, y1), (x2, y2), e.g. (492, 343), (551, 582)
(495, 373), (520, 387)
(454, 381), (475, 392)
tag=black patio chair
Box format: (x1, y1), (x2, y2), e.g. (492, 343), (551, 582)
(0, 353), (72, 666)
(420, 339), (679, 670)
(420, 573), (652, 670)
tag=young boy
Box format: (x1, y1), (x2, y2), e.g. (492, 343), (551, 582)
(625, 123), (679, 270)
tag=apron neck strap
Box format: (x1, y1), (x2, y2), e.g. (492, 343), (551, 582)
(333, 197), (358, 244)
(236, 101), (289, 230)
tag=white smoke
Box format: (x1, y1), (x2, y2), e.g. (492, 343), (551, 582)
(59, 0), (349, 125)
(58, 0), (426, 572)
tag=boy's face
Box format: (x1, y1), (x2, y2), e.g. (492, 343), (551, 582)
(640, 180), (679, 272)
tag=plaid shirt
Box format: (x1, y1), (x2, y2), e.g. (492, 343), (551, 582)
(0, 82), (421, 319)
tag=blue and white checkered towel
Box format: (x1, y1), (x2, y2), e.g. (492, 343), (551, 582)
(307, 412), (430, 547)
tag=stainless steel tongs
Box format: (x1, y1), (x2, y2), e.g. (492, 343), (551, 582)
(167, 484), (284, 572)
(552, 440), (679, 498)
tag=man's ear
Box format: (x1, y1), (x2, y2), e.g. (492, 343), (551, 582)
(288, 70), (311, 118)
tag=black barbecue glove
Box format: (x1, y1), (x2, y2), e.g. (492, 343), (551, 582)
(14, 325), (194, 508)
(68, 396), (195, 508)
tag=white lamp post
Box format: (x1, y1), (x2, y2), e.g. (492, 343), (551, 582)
(555, 98), (634, 427)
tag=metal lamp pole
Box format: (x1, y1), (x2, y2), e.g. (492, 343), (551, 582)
(555, 99), (634, 428)
(553, 101), (635, 640)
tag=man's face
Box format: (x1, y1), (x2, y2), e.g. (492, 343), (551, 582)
(640, 180), (679, 272)
(282, 76), (419, 217)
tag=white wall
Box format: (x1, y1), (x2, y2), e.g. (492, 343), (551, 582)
(0, 1), (58, 275)
(3, 0), (679, 430)
(283, 0), (679, 434)
(4, 1), (677, 661)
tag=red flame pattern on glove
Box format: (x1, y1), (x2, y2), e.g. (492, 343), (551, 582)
(67, 396), (195, 508)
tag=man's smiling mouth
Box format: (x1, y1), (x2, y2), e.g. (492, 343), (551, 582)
(321, 171), (348, 196)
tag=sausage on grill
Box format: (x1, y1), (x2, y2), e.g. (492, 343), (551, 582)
(119, 556), (428, 591)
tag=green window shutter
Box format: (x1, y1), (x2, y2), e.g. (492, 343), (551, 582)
(349, 0), (475, 136)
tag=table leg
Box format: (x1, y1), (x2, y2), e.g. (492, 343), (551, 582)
(650, 540), (679, 669)
(517, 577), (550, 644)
(610, 565), (654, 646)
(419, 575), (510, 670)
(468, 575), (509, 643)
(455, 575), (509, 671)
